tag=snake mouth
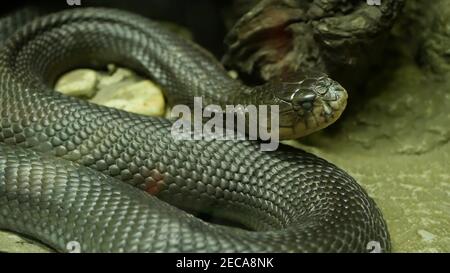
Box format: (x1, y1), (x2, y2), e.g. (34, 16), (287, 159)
(275, 74), (348, 139)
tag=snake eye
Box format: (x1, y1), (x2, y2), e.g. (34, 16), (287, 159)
(293, 91), (316, 111)
(301, 101), (313, 110)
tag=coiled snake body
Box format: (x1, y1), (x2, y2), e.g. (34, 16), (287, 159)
(0, 8), (390, 252)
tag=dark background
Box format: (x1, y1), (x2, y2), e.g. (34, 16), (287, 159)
(3, 0), (231, 57)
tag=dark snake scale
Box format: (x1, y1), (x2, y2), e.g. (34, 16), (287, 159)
(0, 8), (390, 252)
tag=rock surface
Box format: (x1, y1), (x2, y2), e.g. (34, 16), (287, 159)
(0, 231), (51, 253)
(55, 69), (99, 98)
(418, 0), (450, 74)
(55, 66), (166, 117)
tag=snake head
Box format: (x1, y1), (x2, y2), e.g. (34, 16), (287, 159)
(271, 71), (348, 139)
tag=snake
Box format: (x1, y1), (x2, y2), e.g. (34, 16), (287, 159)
(0, 7), (390, 252)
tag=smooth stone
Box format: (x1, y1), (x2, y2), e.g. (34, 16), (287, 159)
(55, 69), (98, 98)
(90, 80), (166, 117)
(97, 67), (136, 89)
